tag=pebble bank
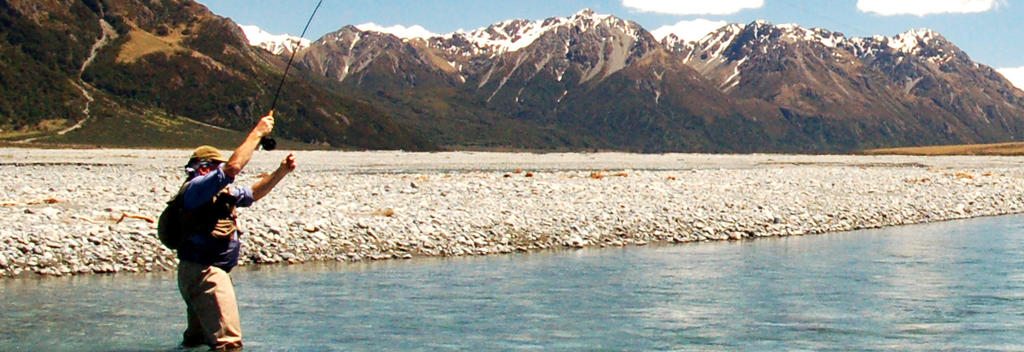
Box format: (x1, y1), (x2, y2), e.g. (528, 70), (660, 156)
(2, 149), (1023, 277)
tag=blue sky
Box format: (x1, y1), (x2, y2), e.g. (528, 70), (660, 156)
(195, 0), (1024, 84)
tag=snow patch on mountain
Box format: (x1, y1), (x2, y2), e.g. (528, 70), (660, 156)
(238, 25), (310, 55)
(675, 20), (972, 94)
(448, 9), (641, 55)
(886, 29), (940, 54)
(692, 24), (744, 58)
(454, 17), (569, 55)
(776, 24), (845, 48)
(682, 21), (954, 64)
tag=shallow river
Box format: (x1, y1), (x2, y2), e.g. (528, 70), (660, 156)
(4, 215), (1024, 351)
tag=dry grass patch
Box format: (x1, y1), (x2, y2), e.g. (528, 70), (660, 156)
(1, 197), (60, 206)
(117, 25), (190, 64)
(863, 142), (1024, 156)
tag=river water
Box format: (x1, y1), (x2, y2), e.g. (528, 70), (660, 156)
(4, 215), (1024, 351)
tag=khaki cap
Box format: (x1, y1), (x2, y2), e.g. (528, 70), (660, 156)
(190, 145), (228, 163)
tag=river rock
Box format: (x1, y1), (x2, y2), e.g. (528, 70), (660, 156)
(4, 150), (1024, 277)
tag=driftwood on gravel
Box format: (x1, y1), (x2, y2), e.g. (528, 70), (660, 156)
(1, 197), (59, 207)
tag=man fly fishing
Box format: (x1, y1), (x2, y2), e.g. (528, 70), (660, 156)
(172, 113), (296, 350)
(164, 0), (319, 348)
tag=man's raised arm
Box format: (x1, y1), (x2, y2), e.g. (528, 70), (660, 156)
(224, 113), (275, 178)
(252, 153), (297, 201)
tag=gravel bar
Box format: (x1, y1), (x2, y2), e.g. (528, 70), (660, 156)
(2, 148), (1024, 277)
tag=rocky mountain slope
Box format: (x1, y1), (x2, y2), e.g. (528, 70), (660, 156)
(3, 2), (1023, 152)
(671, 21), (1024, 149)
(291, 10), (1024, 152)
(0, 0), (431, 150)
(296, 10), (777, 151)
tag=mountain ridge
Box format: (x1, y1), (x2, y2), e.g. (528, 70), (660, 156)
(238, 24), (309, 55)
(0, 0), (433, 150)
(275, 9), (1024, 152)
(4, 3), (1024, 153)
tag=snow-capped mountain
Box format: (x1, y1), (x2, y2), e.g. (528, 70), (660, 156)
(670, 20), (1024, 147)
(304, 9), (655, 86)
(297, 9), (750, 151)
(441, 9), (644, 56)
(238, 25), (311, 55)
(293, 10), (1024, 152)
(675, 21), (977, 92)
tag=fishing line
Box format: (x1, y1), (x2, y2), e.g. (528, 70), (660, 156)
(261, 0), (325, 151)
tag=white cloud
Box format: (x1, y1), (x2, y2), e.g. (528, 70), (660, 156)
(857, 0), (1002, 16)
(622, 0), (764, 15)
(651, 19), (728, 42)
(997, 66), (1024, 91)
(355, 23), (438, 39)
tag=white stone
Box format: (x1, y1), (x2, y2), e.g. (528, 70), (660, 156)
(4, 150), (1024, 277)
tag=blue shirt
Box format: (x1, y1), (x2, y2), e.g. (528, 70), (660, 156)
(182, 164), (254, 210)
(177, 164), (255, 271)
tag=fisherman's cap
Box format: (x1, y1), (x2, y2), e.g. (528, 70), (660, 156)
(190, 145), (228, 163)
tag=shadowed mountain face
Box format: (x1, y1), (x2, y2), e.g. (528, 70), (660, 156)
(672, 22), (1024, 149)
(4, 2), (1024, 152)
(294, 11), (771, 152)
(296, 10), (1024, 152)
(0, 0), (432, 150)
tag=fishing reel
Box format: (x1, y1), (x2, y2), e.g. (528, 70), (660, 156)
(262, 0), (322, 153)
(260, 136), (277, 151)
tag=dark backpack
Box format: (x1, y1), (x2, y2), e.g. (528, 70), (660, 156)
(157, 186), (188, 250)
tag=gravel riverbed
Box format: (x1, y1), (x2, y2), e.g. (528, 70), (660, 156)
(2, 148), (1024, 277)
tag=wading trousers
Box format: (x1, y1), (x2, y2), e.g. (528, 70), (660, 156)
(177, 260), (243, 351)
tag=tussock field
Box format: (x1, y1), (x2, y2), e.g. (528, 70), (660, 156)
(2, 148), (1024, 277)
(864, 142), (1024, 156)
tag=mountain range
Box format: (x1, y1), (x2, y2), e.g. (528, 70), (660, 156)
(2, 1), (1023, 153)
(0, 0), (430, 150)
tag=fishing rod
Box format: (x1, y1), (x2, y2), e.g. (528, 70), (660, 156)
(260, 0), (325, 151)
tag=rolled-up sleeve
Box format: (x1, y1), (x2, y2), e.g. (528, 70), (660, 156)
(232, 186), (255, 208)
(183, 164), (234, 210)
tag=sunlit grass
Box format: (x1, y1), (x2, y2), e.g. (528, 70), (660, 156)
(116, 27), (189, 64)
(863, 142), (1024, 156)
